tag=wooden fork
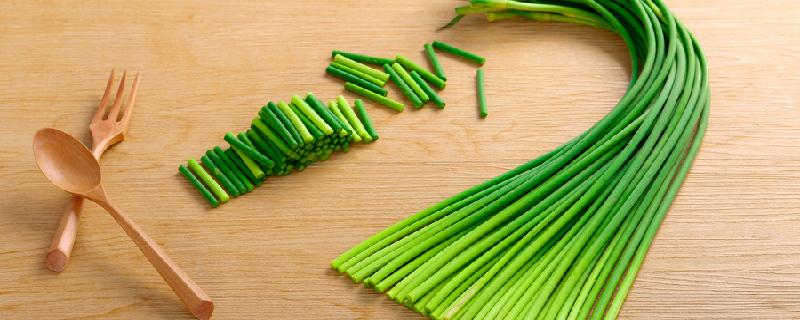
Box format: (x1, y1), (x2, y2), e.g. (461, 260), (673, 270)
(46, 70), (140, 272)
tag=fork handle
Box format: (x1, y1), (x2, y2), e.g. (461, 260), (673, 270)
(97, 199), (214, 320)
(45, 195), (84, 272)
(45, 142), (108, 272)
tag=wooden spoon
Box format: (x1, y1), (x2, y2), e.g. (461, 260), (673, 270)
(33, 128), (213, 320)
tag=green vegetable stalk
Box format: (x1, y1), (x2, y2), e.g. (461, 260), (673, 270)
(410, 71), (446, 109)
(396, 55), (446, 90)
(476, 68), (488, 118)
(326, 65), (388, 96)
(337, 95), (373, 142)
(332, 1), (709, 319)
(383, 63), (421, 109)
(214, 146), (254, 192)
(187, 159), (229, 203)
(333, 54), (390, 83)
(260, 103), (299, 149)
(329, 100), (362, 143)
(224, 132), (274, 169)
(331, 62), (386, 86)
(393, 62), (430, 106)
(206, 149), (246, 195)
(292, 95), (334, 135)
(268, 102), (303, 146)
(200, 154), (239, 197)
(345, 82), (405, 112)
(179, 164), (219, 207)
(424, 43), (447, 81)
(331, 50), (394, 65)
(355, 99), (379, 142)
(232, 147), (265, 180)
(278, 101), (314, 144)
(433, 40), (486, 65)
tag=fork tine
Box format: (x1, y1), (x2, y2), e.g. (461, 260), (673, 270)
(107, 70), (127, 121)
(93, 70), (116, 122)
(121, 72), (140, 125)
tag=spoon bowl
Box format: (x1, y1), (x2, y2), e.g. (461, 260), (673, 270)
(33, 128), (102, 197)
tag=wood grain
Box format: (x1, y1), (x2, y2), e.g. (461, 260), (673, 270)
(1, 0), (798, 319)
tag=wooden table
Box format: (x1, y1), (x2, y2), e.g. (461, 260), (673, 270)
(1, 1), (798, 319)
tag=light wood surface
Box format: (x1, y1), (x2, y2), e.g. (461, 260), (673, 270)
(1, 1), (798, 319)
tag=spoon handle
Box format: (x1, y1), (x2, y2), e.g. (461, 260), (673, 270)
(99, 201), (213, 320)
